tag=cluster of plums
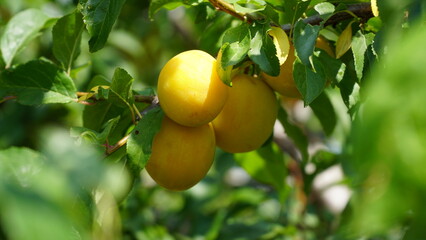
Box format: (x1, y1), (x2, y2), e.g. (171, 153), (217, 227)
(145, 38), (334, 191)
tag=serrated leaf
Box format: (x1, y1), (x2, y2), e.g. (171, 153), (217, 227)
(336, 22), (353, 59)
(52, 10), (84, 73)
(0, 59), (77, 105)
(248, 26), (280, 76)
(71, 116), (120, 144)
(293, 20), (320, 66)
(80, 0), (126, 52)
(127, 106), (164, 170)
(0, 9), (52, 67)
(217, 43), (234, 86)
(267, 26), (290, 65)
(234, 142), (286, 190)
(277, 106), (309, 163)
(309, 92), (336, 136)
(293, 58), (327, 105)
(351, 30), (368, 80)
(221, 24), (250, 67)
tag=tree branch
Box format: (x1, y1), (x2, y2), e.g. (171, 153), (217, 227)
(282, 3), (373, 33)
(208, 0), (254, 23)
(209, 1), (373, 33)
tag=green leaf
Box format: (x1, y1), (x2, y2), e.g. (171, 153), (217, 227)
(0, 59), (77, 105)
(148, 0), (202, 19)
(309, 92), (336, 136)
(0, 147), (46, 184)
(71, 116), (120, 144)
(293, 20), (320, 66)
(149, 0), (184, 19)
(314, 49), (346, 85)
(52, 10), (85, 73)
(80, 0), (127, 52)
(282, 0), (311, 25)
(234, 142), (286, 190)
(338, 64), (358, 109)
(108, 68), (134, 107)
(127, 106), (164, 170)
(277, 106), (309, 163)
(248, 25), (280, 76)
(217, 43), (234, 86)
(351, 30), (368, 80)
(259, 4), (280, 25)
(365, 17), (382, 33)
(293, 58), (327, 105)
(232, 1), (266, 14)
(0, 9), (52, 67)
(82, 75), (135, 143)
(221, 24), (250, 67)
(314, 2), (335, 16)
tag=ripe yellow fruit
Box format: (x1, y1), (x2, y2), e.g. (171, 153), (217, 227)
(262, 37), (335, 98)
(157, 50), (228, 127)
(145, 116), (216, 191)
(212, 74), (278, 153)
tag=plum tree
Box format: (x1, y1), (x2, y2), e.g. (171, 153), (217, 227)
(145, 116), (216, 191)
(157, 50), (229, 127)
(212, 74), (278, 153)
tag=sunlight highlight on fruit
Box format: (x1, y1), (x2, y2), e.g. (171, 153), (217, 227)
(157, 50), (229, 127)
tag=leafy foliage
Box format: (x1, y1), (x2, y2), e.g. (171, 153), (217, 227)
(0, 59), (77, 105)
(80, 0), (127, 52)
(0, 9), (53, 67)
(0, 0), (425, 239)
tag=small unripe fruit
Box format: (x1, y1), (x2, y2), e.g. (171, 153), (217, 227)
(212, 74), (278, 153)
(146, 116), (215, 191)
(157, 50), (228, 127)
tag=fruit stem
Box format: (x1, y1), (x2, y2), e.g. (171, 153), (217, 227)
(0, 96), (17, 104)
(106, 135), (129, 155)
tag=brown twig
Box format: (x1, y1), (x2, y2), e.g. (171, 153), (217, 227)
(106, 135), (130, 155)
(134, 95), (157, 104)
(209, 0), (373, 34)
(282, 3), (373, 33)
(0, 96), (17, 104)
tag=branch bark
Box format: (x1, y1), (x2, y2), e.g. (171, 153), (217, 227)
(281, 3), (373, 33)
(209, 1), (373, 33)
